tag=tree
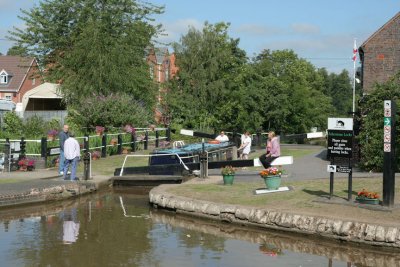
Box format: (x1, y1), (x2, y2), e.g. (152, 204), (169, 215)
(166, 22), (247, 131)
(7, 44), (28, 56)
(10, 0), (163, 108)
(247, 49), (333, 134)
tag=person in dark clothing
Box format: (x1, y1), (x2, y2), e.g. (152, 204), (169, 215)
(59, 124), (69, 175)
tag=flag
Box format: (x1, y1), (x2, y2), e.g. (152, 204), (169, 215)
(352, 39), (357, 61)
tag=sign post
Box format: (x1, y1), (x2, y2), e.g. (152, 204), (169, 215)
(383, 100), (396, 207)
(327, 118), (353, 200)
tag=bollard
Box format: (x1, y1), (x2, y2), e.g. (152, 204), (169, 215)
(41, 137), (47, 167)
(199, 152), (208, 178)
(83, 152), (91, 180)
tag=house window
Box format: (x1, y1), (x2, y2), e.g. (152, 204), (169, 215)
(0, 70), (8, 84)
(5, 94), (11, 100)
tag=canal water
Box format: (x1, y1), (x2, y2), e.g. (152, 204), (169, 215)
(0, 188), (399, 267)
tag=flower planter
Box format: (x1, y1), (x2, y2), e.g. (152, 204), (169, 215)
(47, 135), (55, 141)
(355, 197), (379, 205)
(262, 175), (281, 190)
(27, 166), (34, 171)
(223, 175), (234, 185)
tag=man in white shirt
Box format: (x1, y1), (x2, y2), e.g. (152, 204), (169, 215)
(215, 131), (229, 142)
(63, 132), (81, 181)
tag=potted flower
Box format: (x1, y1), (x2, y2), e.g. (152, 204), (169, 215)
(259, 167), (283, 190)
(110, 138), (118, 145)
(122, 146), (130, 154)
(47, 129), (58, 141)
(95, 126), (105, 136)
(18, 158), (35, 171)
(124, 124), (136, 135)
(356, 189), (380, 205)
(92, 150), (101, 160)
(221, 165), (235, 185)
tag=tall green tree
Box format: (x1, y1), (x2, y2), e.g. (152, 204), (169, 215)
(10, 0), (163, 107)
(247, 49), (333, 133)
(7, 44), (28, 56)
(166, 22), (247, 131)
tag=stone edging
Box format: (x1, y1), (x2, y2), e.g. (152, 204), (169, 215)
(149, 184), (400, 248)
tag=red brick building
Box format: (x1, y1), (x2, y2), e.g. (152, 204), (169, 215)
(146, 47), (178, 124)
(0, 56), (42, 103)
(359, 12), (400, 93)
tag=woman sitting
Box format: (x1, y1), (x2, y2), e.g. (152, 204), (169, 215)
(259, 131), (280, 168)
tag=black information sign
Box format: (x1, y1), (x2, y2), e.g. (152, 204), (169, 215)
(327, 130), (353, 158)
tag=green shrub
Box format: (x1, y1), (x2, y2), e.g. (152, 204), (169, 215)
(358, 72), (400, 171)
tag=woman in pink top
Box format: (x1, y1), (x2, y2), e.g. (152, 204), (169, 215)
(259, 131), (280, 169)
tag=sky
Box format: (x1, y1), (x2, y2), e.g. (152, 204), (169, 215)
(1, 0), (399, 73)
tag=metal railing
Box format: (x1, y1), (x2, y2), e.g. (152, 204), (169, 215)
(118, 153), (193, 177)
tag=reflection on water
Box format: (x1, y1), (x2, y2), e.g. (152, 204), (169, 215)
(0, 188), (399, 266)
(62, 208), (80, 244)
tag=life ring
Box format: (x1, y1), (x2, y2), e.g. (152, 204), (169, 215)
(208, 140), (220, 144)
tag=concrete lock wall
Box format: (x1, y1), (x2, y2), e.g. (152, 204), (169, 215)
(150, 185), (400, 249)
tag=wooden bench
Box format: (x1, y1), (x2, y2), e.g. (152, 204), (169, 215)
(253, 156), (293, 167)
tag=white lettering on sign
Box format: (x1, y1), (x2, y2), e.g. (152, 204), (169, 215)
(384, 108), (391, 117)
(384, 143), (391, 152)
(384, 133), (391, 143)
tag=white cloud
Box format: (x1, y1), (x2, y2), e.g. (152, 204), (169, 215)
(235, 24), (282, 36)
(291, 23), (320, 35)
(156, 18), (203, 44)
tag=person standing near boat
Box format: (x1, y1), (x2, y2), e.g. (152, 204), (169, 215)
(238, 131), (251, 159)
(63, 132), (80, 181)
(215, 131), (229, 142)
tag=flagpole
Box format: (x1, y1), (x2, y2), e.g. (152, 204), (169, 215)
(352, 39), (357, 115)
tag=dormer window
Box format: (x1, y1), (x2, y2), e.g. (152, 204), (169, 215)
(0, 70), (9, 84)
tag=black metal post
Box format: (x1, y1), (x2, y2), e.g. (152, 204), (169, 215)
(256, 129), (262, 149)
(101, 134), (107, 158)
(329, 158), (334, 199)
(132, 132), (136, 152)
(40, 137), (47, 167)
(144, 131), (148, 150)
(4, 138), (10, 172)
(117, 134), (122, 154)
(383, 100), (396, 206)
(83, 152), (90, 180)
(348, 157), (352, 201)
(166, 127), (171, 142)
(20, 137), (26, 159)
(155, 130), (159, 148)
(84, 135), (89, 152)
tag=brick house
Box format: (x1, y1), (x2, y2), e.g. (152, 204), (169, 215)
(146, 47), (178, 124)
(359, 12), (400, 93)
(0, 56), (43, 103)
